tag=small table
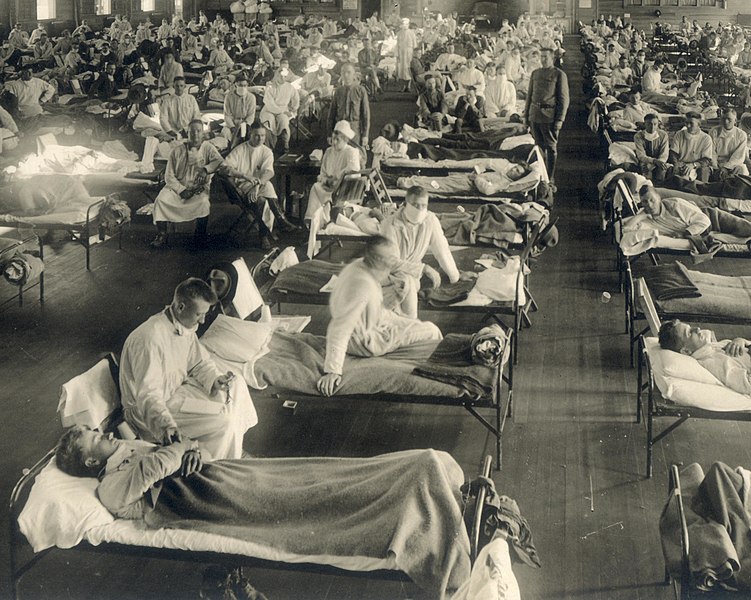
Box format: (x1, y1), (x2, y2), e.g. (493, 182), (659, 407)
(274, 154), (321, 219)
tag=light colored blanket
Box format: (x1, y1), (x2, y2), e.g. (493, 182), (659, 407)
(146, 449), (471, 599)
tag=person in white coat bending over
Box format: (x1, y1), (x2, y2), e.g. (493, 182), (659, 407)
(317, 235), (443, 396)
(119, 278), (257, 460)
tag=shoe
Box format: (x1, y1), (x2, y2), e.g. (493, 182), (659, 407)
(150, 232), (168, 248)
(277, 217), (299, 232)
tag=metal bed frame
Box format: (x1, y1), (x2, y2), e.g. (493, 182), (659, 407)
(664, 464), (694, 600)
(256, 224), (542, 366)
(8, 443), (494, 600)
(0, 194), (127, 272)
(634, 278), (751, 478)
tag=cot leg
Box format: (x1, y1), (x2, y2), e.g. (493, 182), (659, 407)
(86, 238), (91, 271)
(513, 313), (519, 366)
(39, 240), (44, 304)
(624, 278), (630, 334)
(647, 388), (654, 479)
(118, 228), (123, 250)
(18, 283), (23, 307)
(496, 386), (502, 469)
(636, 346), (642, 424)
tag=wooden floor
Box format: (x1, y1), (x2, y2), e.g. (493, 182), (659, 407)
(4, 36), (751, 599)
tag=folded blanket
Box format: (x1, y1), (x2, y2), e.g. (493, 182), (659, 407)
(641, 262), (700, 301)
(422, 280), (475, 306)
(2, 252), (44, 286)
(660, 462), (751, 593)
(146, 449), (471, 599)
(412, 328), (508, 397)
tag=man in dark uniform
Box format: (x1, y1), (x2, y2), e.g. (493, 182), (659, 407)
(523, 46), (569, 184)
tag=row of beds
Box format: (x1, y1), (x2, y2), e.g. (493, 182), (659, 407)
(585, 24), (751, 600)
(6, 38), (552, 600)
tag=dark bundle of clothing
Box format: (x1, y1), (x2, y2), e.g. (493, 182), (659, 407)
(665, 174), (751, 200)
(461, 475), (541, 568)
(97, 195), (131, 239)
(2, 251), (44, 287)
(640, 262), (700, 301)
(421, 279), (475, 306)
(438, 204), (529, 248)
(412, 324), (510, 397)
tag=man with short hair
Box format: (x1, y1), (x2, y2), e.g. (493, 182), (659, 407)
(658, 320), (751, 395)
(454, 85), (486, 133)
(5, 67), (56, 120)
(610, 55), (633, 87)
(159, 76), (202, 137)
(357, 36), (381, 95)
(670, 111), (716, 182)
(455, 58), (485, 96)
(220, 122), (297, 249)
(417, 74), (448, 131)
(119, 277), (257, 459)
(327, 62), (370, 149)
(524, 46), (569, 181)
(88, 62), (119, 101)
(317, 235), (443, 396)
(634, 113), (670, 183)
(484, 63), (517, 117)
(631, 49), (648, 83)
(157, 48), (184, 91)
(621, 89), (652, 125)
(151, 119), (224, 248)
(709, 108), (748, 176)
(222, 72), (257, 141)
(259, 68), (300, 153)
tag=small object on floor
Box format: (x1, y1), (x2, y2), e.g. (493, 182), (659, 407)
(282, 399), (297, 412)
(150, 232), (168, 248)
(199, 566), (269, 600)
(601, 291), (611, 303)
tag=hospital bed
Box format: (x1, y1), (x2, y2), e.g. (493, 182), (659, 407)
(624, 260), (751, 367)
(9, 353), (497, 600)
(635, 276), (751, 478)
(0, 193), (128, 271)
(256, 226), (540, 366)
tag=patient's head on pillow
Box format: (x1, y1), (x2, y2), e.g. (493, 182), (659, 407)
(507, 163), (530, 181)
(658, 319), (711, 355)
(56, 425), (119, 478)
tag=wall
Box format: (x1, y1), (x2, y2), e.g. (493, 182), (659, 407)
(582, 0), (741, 29)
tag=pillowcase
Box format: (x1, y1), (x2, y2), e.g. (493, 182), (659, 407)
(57, 358), (119, 429)
(200, 315), (275, 364)
(665, 378), (751, 412)
(18, 458), (114, 552)
(644, 337), (721, 385)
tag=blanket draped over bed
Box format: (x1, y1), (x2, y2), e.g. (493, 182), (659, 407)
(660, 462), (751, 593)
(253, 331), (473, 398)
(644, 263), (751, 320)
(438, 204), (538, 247)
(144, 449), (471, 599)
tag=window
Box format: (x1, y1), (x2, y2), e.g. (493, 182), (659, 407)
(36, 0), (56, 20)
(96, 0), (112, 15)
(142, 0), (155, 11)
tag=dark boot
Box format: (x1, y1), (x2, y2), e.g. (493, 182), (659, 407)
(150, 221), (168, 248)
(268, 197), (298, 232)
(278, 130), (289, 154)
(193, 216), (209, 248)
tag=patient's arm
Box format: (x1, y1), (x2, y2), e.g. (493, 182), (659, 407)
(97, 441), (195, 518)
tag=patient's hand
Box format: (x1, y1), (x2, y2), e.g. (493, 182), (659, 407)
(424, 264), (442, 288)
(180, 448), (203, 477)
(724, 338), (749, 357)
(317, 373), (342, 396)
(162, 426), (182, 445)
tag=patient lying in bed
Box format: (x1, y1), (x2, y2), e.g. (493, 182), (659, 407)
(658, 319), (751, 395)
(0, 174), (93, 216)
(55, 426), (471, 600)
(396, 162), (536, 197)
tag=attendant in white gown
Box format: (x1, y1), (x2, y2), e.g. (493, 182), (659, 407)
(5, 68), (55, 119)
(382, 186), (471, 319)
(484, 64), (517, 117)
(396, 18), (417, 91)
(259, 68), (299, 152)
(305, 120), (361, 220)
(151, 120), (224, 248)
(120, 278), (257, 460)
(222, 72), (257, 141)
(317, 236), (443, 396)
(159, 76), (202, 137)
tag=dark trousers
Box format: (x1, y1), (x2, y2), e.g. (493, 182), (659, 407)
(529, 121), (559, 179)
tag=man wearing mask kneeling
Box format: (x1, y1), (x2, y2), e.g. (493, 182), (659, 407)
(317, 236), (443, 396)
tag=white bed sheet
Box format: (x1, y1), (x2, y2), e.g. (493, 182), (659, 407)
(84, 518), (398, 573)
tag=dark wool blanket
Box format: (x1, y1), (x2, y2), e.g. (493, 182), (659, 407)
(144, 449), (471, 599)
(660, 462), (751, 593)
(640, 262), (700, 302)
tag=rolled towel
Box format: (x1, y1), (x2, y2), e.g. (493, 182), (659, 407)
(3, 252), (44, 287)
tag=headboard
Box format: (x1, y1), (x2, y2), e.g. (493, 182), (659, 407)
(635, 277), (662, 337)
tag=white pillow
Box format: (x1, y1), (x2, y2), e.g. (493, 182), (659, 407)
(659, 350), (722, 385)
(666, 377), (751, 412)
(17, 458), (114, 552)
(57, 359), (119, 429)
(200, 315), (275, 364)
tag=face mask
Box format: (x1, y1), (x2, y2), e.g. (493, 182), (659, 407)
(643, 130), (659, 141)
(403, 202), (427, 224)
(486, 74), (496, 80)
(236, 86), (248, 96)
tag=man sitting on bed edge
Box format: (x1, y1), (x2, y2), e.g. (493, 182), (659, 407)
(317, 235), (443, 396)
(658, 319), (751, 395)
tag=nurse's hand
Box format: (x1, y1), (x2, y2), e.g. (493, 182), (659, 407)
(317, 373), (342, 396)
